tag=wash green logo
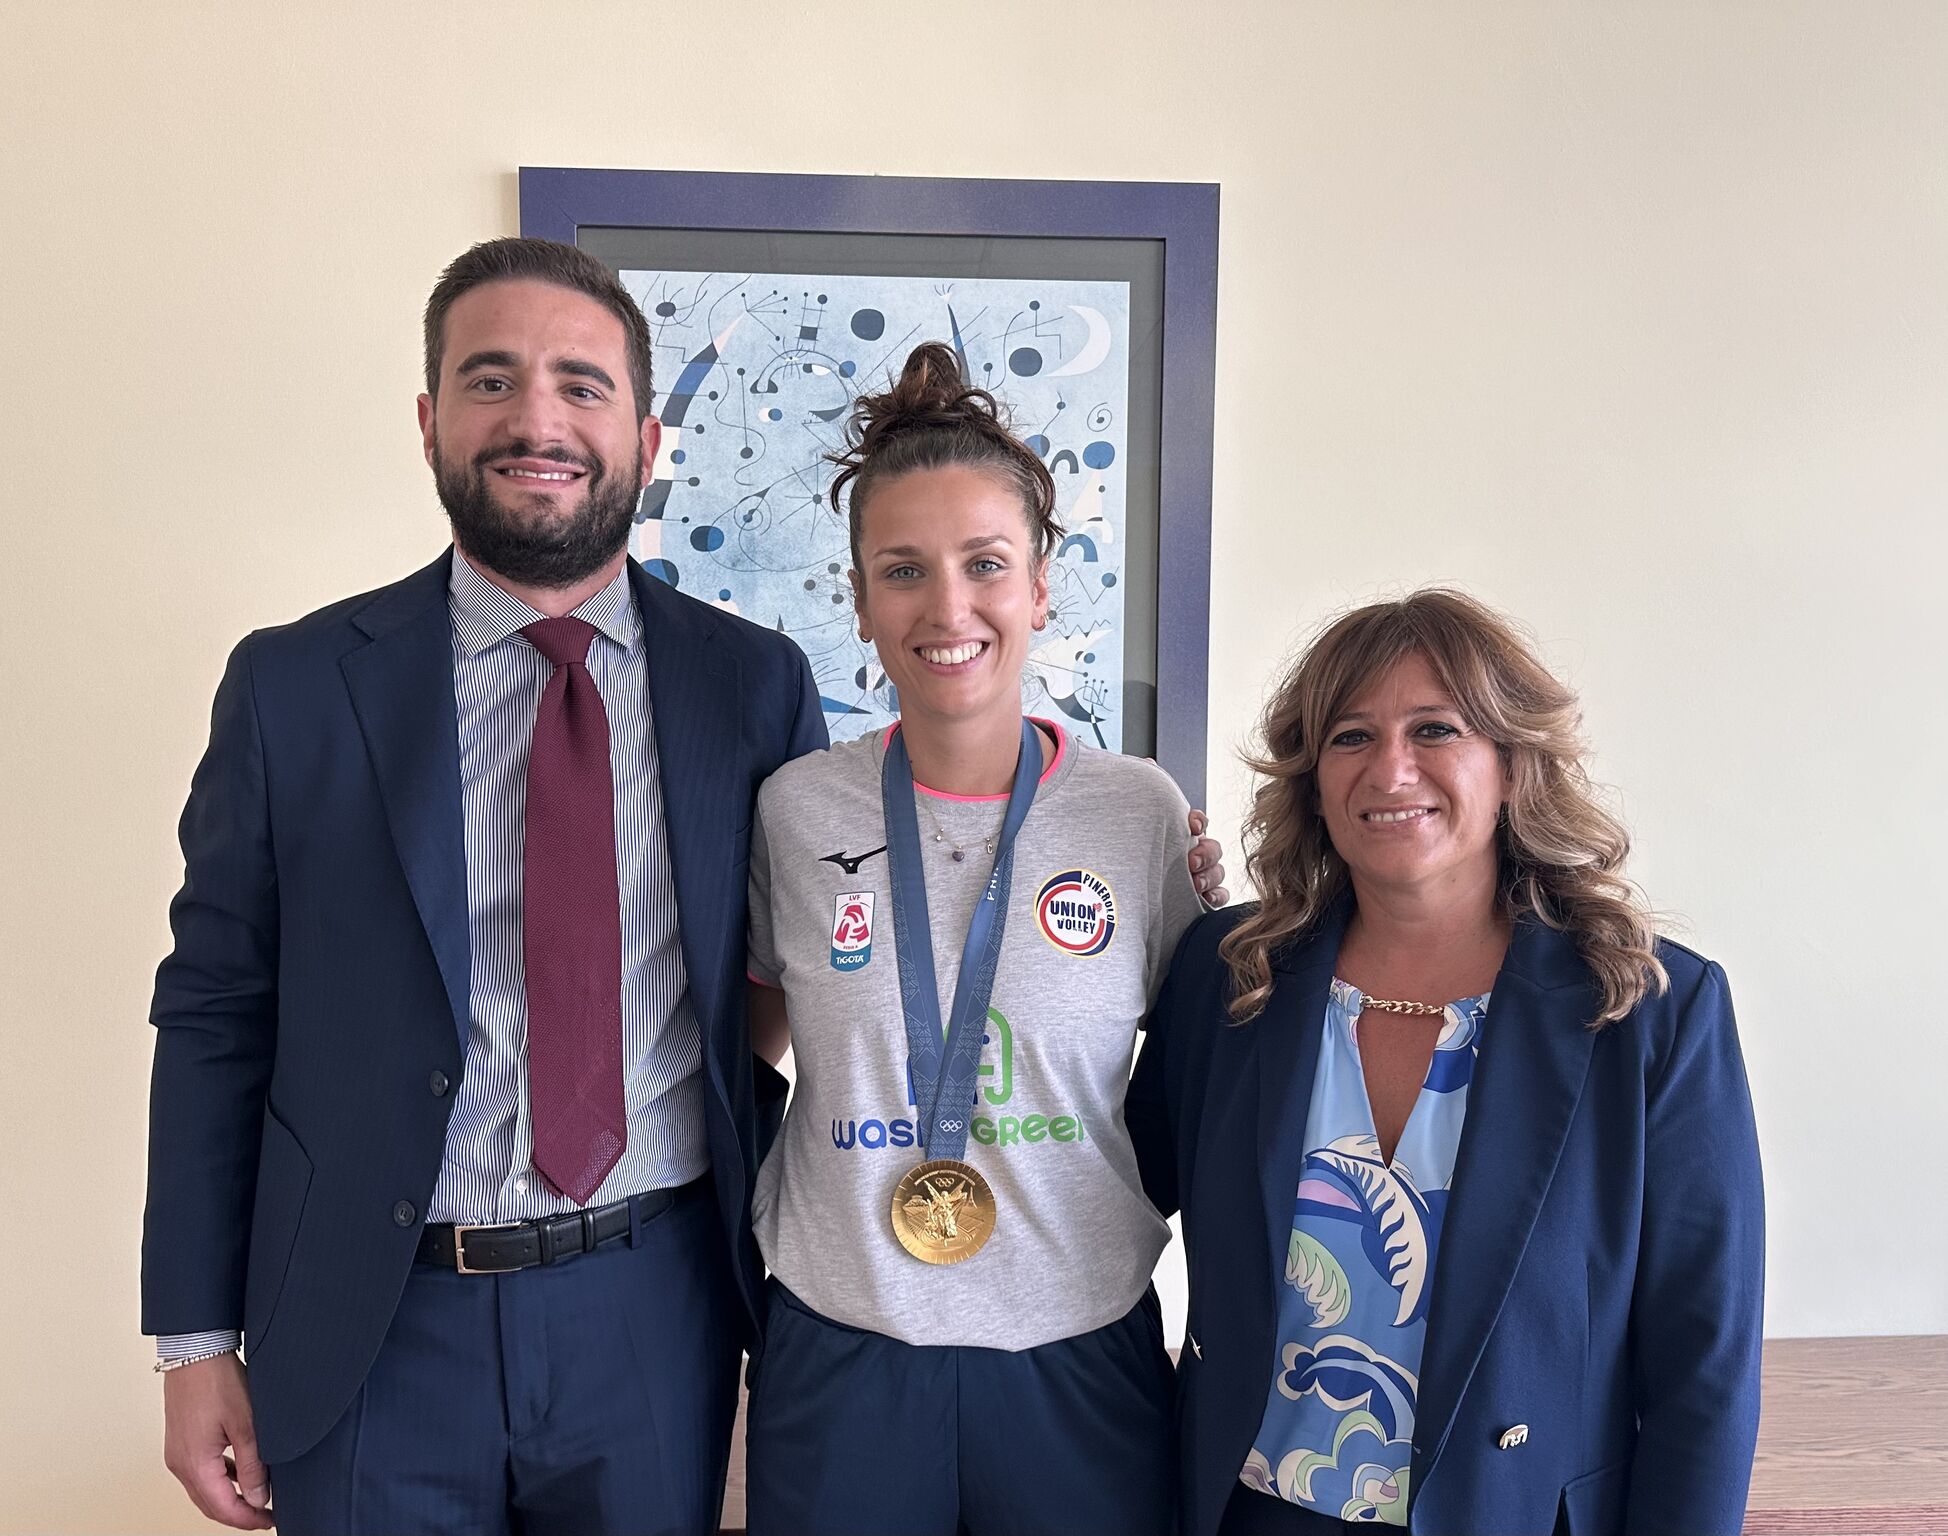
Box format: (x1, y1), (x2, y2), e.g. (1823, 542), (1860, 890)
(830, 1006), (1090, 1153)
(977, 1006), (1015, 1105)
(967, 1006), (1087, 1146)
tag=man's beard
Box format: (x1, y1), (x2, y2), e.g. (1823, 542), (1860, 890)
(433, 438), (641, 589)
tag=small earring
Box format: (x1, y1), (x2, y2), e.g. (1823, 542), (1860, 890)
(1032, 614), (1047, 632)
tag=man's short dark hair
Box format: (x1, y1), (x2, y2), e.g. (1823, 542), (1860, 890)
(423, 238), (655, 421)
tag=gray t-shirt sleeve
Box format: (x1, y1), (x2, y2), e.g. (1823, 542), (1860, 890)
(1147, 779), (1207, 1005)
(747, 791), (782, 987)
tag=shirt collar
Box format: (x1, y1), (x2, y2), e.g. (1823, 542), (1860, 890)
(447, 549), (640, 659)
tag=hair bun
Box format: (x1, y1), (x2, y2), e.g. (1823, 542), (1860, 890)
(849, 341), (1004, 450)
(826, 341), (1062, 571)
(893, 340), (967, 402)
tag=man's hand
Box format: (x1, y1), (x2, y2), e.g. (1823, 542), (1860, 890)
(1188, 809), (1230, 907)
(162, 1354), (273, 1530)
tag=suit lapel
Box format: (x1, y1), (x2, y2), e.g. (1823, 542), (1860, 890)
(633, 562), (742, 1043)
(1412, 919), (1599, 1474)
(340, 554), (471, 1050)
(1258, 900), (1349, 1295)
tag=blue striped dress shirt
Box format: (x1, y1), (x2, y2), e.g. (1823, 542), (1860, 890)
(158, 553), (707, 1361)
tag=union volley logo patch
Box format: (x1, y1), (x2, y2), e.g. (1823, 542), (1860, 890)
(1035, 869), (1117, 957)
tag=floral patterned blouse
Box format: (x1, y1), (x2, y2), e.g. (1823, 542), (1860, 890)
(1241, 978), (1491, 1525)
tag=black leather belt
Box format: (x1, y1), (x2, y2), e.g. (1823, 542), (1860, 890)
(416, 1177), (706, 1274)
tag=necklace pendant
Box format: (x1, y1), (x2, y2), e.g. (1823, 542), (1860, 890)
(951, 849), (966, 862)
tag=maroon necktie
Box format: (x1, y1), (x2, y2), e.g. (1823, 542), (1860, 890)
(522, 617), (626, 1205)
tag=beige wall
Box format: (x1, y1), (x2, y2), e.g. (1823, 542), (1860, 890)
(5, 2), (1944, 1529)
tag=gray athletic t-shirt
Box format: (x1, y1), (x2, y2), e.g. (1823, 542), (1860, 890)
(748, 721), (1203, 1350)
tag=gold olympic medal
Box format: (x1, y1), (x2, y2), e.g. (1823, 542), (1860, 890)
(891, 1158), (996, 1265)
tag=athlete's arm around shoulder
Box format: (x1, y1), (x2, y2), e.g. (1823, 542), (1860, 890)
(1127, 903), (1257, 1220)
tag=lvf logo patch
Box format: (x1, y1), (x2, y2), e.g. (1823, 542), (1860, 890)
(1035, 870), (1116, 957)
(830, 892), (874, 971)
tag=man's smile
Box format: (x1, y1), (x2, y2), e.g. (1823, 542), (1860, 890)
(491, 456), (589, 486)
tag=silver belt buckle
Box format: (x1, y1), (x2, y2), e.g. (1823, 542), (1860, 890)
(451, 1221), (525, 1274)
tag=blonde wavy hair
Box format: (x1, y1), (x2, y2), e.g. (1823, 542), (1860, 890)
(1221, 589), (1666, 1027)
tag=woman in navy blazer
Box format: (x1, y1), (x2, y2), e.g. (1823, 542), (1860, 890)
(1130, 590), (1763, 1536)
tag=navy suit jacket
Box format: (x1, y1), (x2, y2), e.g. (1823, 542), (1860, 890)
(1129, 902), (1764, 1536)
(141, 551), (827, 1465)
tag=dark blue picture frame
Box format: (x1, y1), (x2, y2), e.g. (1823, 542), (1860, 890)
(521, 167), (1217, 803)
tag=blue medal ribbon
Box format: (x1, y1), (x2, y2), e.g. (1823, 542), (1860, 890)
(881, 717), (1040, 1162)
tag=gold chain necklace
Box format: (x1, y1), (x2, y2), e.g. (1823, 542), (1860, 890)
(1358, 995), (1448, 1017)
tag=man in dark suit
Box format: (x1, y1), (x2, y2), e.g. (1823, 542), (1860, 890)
(142, 238), (826, 1534)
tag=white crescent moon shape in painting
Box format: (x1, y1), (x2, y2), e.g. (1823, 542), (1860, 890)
(1046, 305), (1114, 378)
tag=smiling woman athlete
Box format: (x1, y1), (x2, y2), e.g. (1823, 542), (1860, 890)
(739, 343), (1208, 1536)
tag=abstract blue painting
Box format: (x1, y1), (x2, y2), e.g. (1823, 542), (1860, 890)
(620, 268), (1134, 750)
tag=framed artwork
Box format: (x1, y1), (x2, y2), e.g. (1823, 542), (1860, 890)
(520, 168), (1218, 803)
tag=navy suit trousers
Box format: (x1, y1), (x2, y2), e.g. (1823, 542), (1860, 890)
(268, 1187), (738, 1536)
(746, 1281), (1177, 1536)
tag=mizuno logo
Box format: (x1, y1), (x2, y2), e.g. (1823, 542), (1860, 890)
(819, 846), (887, 875)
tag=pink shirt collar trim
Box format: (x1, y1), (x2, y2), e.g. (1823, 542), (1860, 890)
(883, 718), (1070, 802)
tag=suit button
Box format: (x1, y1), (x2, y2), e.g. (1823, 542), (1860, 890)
(392, 1201), (417, 1227)
(429, 1070), (450, 1097)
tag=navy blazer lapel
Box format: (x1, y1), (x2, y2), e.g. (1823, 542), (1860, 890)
(339, 553), (471, 1050)
(1258, 900), (1350, 1295)
(632, 562), (742, 1042)
(1412, 919), (1599, 1476)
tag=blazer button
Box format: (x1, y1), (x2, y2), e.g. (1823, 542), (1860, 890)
(392, 1200), (417, 1227)
(429, 1070), (450, 1097)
